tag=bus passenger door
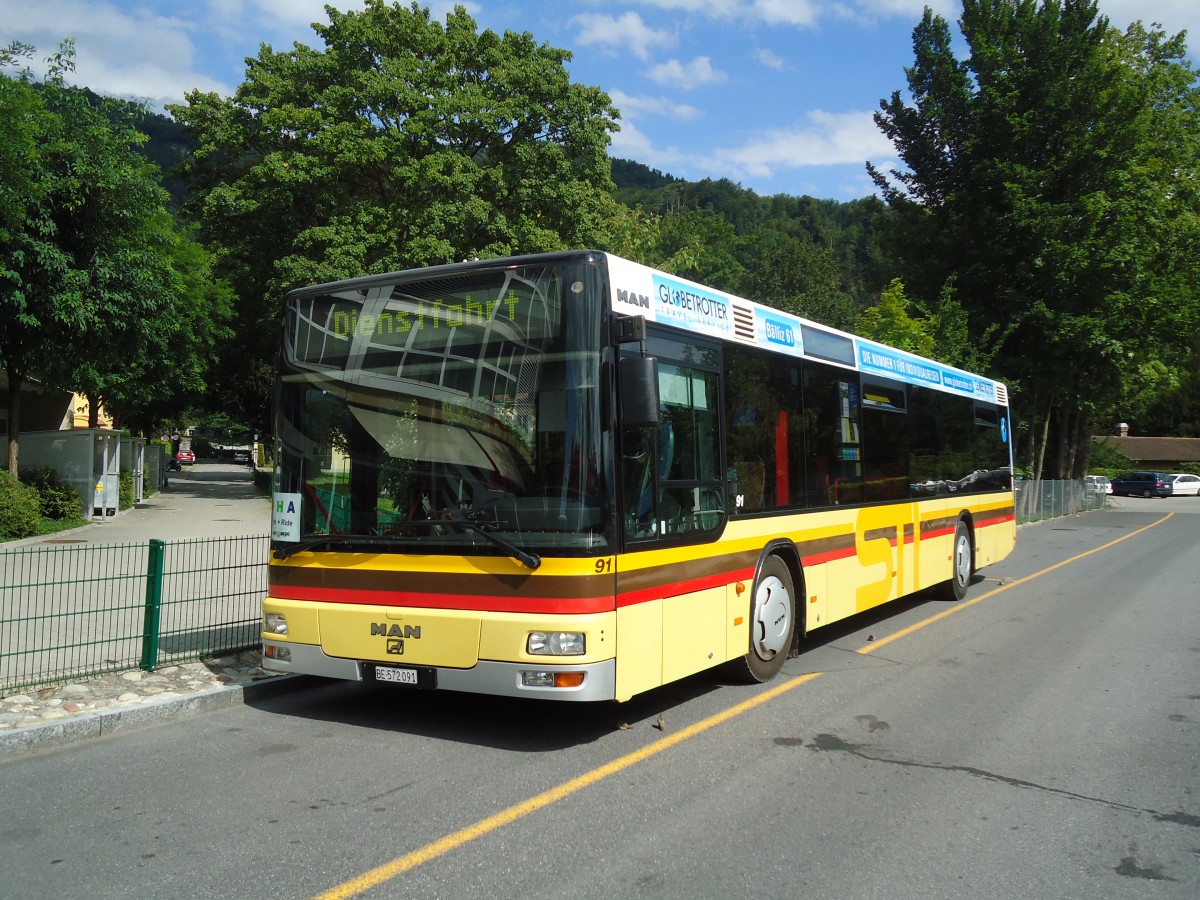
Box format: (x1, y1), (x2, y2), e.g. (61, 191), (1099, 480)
(615, 337), (727, 700)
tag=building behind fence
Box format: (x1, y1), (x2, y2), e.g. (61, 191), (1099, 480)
(0, 481), (1106, 693)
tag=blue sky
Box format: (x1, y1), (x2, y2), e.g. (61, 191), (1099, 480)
(2, 1), (1198, 200)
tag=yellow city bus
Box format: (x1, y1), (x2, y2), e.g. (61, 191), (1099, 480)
(262, 251), (1015, 701)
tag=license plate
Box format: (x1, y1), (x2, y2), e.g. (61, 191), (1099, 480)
(368, 664), (436, 689)
(375, 666), (418, 685)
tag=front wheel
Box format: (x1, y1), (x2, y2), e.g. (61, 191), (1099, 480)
(939, 519), (973, 601)
(726, 556), (795, 683)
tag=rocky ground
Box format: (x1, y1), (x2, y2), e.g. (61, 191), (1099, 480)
(0, 651), (284, 731)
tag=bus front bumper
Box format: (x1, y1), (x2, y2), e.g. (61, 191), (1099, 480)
(262, 639), (616, 702)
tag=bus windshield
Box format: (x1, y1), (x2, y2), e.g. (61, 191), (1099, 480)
(274, 260), (610, 556)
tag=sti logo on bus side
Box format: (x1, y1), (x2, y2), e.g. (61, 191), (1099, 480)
(616, 288), (651, 309)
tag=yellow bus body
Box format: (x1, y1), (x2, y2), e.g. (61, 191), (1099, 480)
(263, 492), (1014, 702)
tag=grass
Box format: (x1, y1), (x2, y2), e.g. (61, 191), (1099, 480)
(0, 515), (92, 544)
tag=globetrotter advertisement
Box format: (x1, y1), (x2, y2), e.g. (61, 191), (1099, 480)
(607, 254), (740, 344)
(650, 273), (735, 337)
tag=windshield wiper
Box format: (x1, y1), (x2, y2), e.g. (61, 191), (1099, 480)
(448, 517), (541, 570)
(273, 520), (542, 570)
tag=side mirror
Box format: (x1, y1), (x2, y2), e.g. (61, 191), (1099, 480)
(620, 356), (660, 427)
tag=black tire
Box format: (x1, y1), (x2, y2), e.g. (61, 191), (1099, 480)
(939, 518), (973, 601)
(1142, 488), (1152, 498)
(726, 556), (795, 683)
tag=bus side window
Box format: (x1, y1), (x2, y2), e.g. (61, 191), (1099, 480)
(622, 424), (659, 538)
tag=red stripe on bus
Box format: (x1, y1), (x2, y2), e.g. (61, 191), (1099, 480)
(617, 567), (755, 607)
(268, 584), (614, 615)
(800, 547), (856, 567)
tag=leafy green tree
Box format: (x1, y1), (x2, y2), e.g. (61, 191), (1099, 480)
(855, 279), (935, 357)
(2, 43), (90, 475)
(736, 224), (855, 330)
(869, 1), (1200, 478)
(1, 41), (231, 474)
(169, 0), (619, 433)
(98, 227), (235, 435)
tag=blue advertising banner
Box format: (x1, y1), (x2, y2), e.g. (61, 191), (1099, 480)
(652, 274), (735, 337)
(857, 343), (942, 387)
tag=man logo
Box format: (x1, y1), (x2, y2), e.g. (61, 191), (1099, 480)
(616, 288), (650, 309)
(387, 639), (404, 655)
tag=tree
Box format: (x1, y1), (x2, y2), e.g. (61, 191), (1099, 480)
(169, 0), (619, 433)
(736, 224), (855, 330)
(855, 279), (935, 357)
(1, 45), (65, 474)
(869, 1), (1200, 478)
(1, 41), (231, 474)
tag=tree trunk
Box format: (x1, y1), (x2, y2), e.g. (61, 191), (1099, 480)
(1053, 406), (1070, 479)
(87, 392), (101, 429)
(6, 368), (21, 478)
(1070, 413), (1093, 477)
(1032, 398), (1052, 485)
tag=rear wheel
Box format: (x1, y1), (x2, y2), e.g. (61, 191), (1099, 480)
(939, 519), (973, 601)
(727, 556), (795, 683)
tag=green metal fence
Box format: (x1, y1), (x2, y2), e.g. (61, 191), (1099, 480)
(0, 535), (268, 693)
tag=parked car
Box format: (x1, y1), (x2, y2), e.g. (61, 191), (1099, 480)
(176, 449), (196, 465)
(1165, 473), (1200, 497)
(1109, 471), (1172, 498)
(1084, 474), (1111, 498)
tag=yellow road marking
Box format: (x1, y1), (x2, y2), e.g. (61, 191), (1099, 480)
(858, 512), (1174, 654)
(314, 511), (1173, 899)
(312, 672), (821, 900)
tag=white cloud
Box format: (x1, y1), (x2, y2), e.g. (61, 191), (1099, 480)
(646, 55), (727, 88)
(1098, 0), (1200, 42)
(609, 88), (701, 121)
(609, 116), (691, 172)
(633, 0), (822, 28)
(753, 47), (785, 70)
(570, 11), (674, 61)
(746, 0), (821, 28)
(0, 0), (230, 105)
(709, 109), (894, 177)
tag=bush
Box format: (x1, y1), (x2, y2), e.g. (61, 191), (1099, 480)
(119, 470), (134, 510)
(0, 470), (42, 540)
(20, 466), (83, 520)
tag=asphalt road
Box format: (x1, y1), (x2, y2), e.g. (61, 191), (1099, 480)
(1, 497), (1197, 899)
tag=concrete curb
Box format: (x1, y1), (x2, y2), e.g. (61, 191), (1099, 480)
(0, 675), (309, 759)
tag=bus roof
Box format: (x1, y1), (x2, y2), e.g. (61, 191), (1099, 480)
(286, 249), (1008, 407)
(603, 252), (1007, 407)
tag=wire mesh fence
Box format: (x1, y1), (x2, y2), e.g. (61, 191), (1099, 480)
(0, 535), (268, 693)
(1015, 478), (1109, 523)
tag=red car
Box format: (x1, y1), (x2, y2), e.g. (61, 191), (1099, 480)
(176, 449), (196, 465)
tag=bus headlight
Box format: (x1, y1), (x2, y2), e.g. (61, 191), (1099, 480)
(264, 612), (288, 635)
(527, 631), (585, 656)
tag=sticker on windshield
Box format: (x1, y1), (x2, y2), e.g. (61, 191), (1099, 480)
(272, 492), (302, 542)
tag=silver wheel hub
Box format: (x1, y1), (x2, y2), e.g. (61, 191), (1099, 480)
(953, 532), (971, 586)
(751, 575), (791, 661)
